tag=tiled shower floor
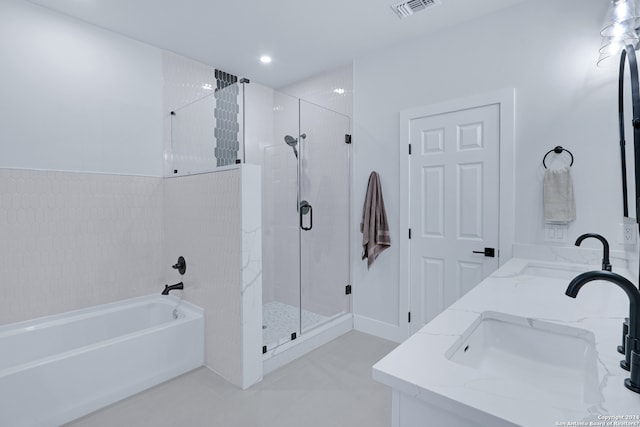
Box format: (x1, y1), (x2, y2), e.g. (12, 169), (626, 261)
(262, 301), (328, 350)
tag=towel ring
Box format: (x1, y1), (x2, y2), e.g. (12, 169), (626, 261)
(543, 146), (574, 169)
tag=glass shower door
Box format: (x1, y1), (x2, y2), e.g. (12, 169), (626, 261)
(261, 91), (301, 351)
(298, 100), (351, 334)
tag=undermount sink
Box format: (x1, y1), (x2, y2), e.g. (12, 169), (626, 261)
(446, 311), (602, 404)
(519, 262), (590, 280)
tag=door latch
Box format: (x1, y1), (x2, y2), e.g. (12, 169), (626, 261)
(472, 247), (495, 257)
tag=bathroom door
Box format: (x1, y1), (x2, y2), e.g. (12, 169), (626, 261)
(408, 103), (500, 334)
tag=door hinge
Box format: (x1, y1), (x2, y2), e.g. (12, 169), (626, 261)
(262, 345), (267, 354)
(345, 284), (352, 295)
(409, 228), (412, 239)
(408, 312), (411, 323)
(409, 144), (412, 155)
(345, 134), (352, 144)
(291, 332), (297, 341)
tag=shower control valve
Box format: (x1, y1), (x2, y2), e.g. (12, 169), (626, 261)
(172, 256), (186, 275)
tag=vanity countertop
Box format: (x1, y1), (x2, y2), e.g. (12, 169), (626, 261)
(373, 257), (640, 427)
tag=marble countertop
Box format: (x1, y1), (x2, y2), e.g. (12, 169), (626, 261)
(373, 255), (640, 426)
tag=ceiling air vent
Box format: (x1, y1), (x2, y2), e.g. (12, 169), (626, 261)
(391, 0), (440, 19)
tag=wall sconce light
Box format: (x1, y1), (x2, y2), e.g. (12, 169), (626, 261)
(598, 0), (640, 67)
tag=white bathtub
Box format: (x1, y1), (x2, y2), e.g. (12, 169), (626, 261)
(0, 294), (204, 427)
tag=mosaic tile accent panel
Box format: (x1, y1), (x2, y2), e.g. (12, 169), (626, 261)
(214, 69), (240, 167)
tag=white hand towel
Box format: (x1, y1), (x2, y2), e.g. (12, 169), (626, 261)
(543, 166), (576, 223)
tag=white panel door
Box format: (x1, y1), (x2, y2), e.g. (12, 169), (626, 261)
(409, 104), (500, 334)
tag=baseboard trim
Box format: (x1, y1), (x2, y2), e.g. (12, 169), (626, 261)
(354, 315), (406, 343)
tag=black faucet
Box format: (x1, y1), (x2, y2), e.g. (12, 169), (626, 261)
(566, 270), (640, 393)
(574, 233), (611, 271)
(161, 282), (184, 295)
(574, 234), (628, 355)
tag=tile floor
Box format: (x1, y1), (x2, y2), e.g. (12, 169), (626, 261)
(65, 331), (397, 427)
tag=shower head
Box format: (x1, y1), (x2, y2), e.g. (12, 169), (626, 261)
(284, 135), (298, 158)
(284, 135), (298, 147)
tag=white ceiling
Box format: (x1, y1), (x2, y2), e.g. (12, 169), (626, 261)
(26, 0), (527, 88)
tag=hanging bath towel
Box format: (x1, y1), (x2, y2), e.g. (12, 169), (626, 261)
(361, 171), (391, 268)
(543, 166), (576, 223)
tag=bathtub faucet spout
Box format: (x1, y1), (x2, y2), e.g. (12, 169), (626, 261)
(161, 282), (184, 295)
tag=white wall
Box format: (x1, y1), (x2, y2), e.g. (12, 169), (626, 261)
(164, 170), (241, 384)
(163, 167), (263, 390)
(244, 82), (275, 167)
(352, 0), (620, 341)
(280, 63), (354, 118)
(240, 165), (263, 389)
(0, 1), (167, 324)
(0, 0), (163, 176)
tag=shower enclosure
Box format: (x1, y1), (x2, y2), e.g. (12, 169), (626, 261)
(170, 80), (352, 356)
(260, 90), (351, 352)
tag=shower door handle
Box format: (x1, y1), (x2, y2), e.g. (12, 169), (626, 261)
(300, 201), (313, 231)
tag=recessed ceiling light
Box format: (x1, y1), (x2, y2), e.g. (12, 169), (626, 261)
(333, 88), (345, 95)
(260, 55), (272, 64)
(202, 84), (213, 90)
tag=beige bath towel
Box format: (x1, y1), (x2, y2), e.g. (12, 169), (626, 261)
(361, 171), (391, 267)
(543, 166), (576, 223)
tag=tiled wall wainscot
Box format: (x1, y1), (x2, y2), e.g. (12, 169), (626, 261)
(0, 168), (164, 325)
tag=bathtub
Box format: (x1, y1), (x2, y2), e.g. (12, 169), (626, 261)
(0, 294), (204, 427)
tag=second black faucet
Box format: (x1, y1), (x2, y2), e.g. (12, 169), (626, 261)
(566, 270), (640, 393)
(575, 233), (611, 272)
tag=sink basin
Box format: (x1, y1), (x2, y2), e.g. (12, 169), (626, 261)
(519, 262), (590, 280)
(446, 311), (602, 404)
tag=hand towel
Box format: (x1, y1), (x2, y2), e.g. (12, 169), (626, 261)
(361, 171), (391, 267)
(543, 166), (576, 223)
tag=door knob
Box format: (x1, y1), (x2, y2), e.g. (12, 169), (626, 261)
(472, 248), (495, 257)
